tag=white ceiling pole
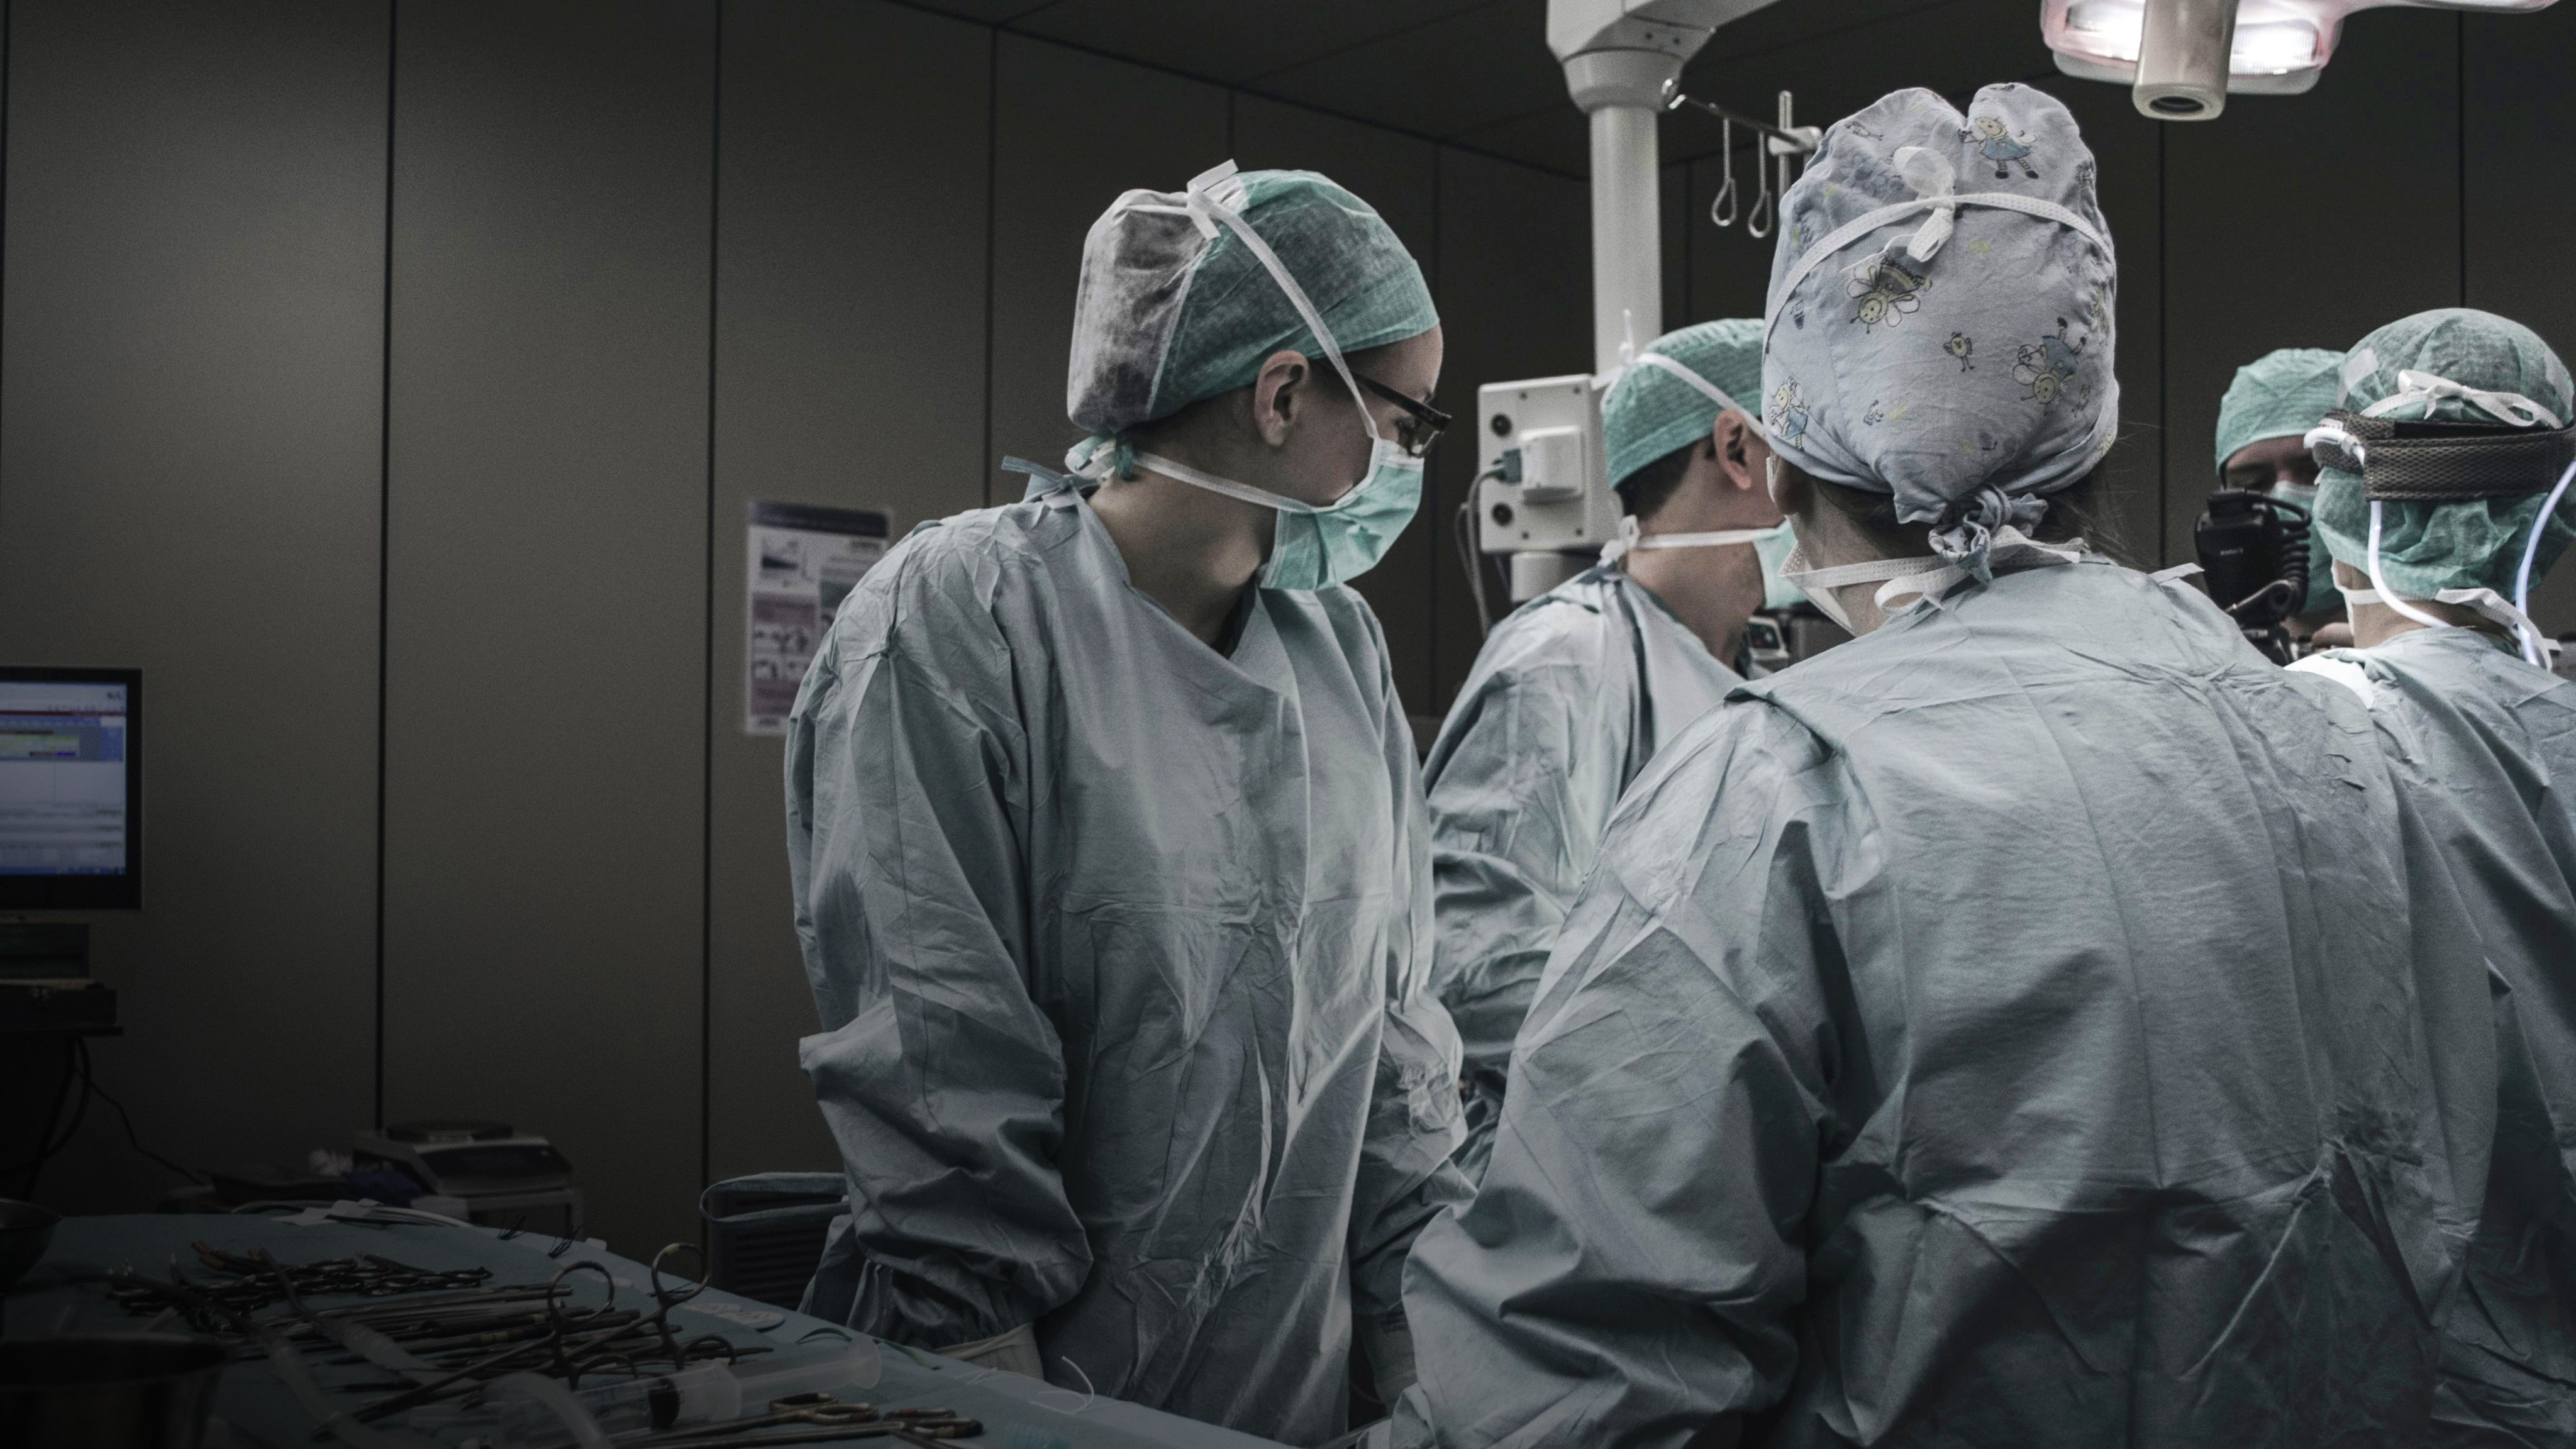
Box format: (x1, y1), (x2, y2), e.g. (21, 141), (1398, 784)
(1549, 0), (1789, 375)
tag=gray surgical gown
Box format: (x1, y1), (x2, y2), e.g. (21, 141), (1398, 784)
(785, 475), (1468, 1446)
(1387, 560), (2499, 1449)
(2326, 628), (2576, 1446)
(1424, 565), (1741, 1181)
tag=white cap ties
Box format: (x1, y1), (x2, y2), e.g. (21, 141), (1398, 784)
(1892, 146), (1958, 264)
(2360, 369), (2562, 430)
(1629, 352), (1750, 422)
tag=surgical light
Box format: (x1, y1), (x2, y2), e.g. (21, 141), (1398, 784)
(2045, 0), (2557, 118)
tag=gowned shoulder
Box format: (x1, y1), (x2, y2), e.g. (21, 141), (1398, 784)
(796, 506), (1049, 721)
(1593, 694), (1846, 918)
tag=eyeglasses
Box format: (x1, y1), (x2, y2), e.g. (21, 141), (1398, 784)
(1355, 374), (1452, 458)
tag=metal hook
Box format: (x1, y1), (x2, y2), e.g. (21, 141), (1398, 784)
(1710, 117), (1738, 227)
(1746, 144), (1775, 238)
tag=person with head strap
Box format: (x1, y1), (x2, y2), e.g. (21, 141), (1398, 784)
(1421, 318), (1792, 1185)
(2214, 347), (2348, 640)
(786, 161), (1467, 1443)
(2288, 307), (2576, 1442)
(1368, 84), (2494, 1449)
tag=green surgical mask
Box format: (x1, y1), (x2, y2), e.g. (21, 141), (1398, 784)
(2268, 479), (2338, 616)
(1133, 445), (1423, 591)
(1607, 516), (1806, 610)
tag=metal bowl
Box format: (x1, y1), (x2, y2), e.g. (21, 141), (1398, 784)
(0, 1198), (58, 1291)
(0, 1333), (228, 1449)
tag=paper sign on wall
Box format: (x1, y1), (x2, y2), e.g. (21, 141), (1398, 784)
(745, 500), (891, 736)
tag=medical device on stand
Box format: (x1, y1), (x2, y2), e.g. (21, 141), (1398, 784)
(1467, 0), (1820, 613)
(2042, 0), (2555, 121)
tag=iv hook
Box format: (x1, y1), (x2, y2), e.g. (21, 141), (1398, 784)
(1746, 134), (1776, 238)
(1709, 118), (1738, 227)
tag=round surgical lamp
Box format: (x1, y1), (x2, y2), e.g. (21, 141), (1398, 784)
(2043, 0), (2557, 120)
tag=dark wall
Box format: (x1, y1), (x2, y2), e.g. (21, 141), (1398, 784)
(0, 0), (1591, 1255)
(0, 0), (389, 1216)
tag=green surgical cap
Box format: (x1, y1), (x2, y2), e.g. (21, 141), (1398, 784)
(2213, 348), (2341, 476)
(1067, 165), (1436, 442)
(1602, 318), (1764, 489)
(2313, 308), (2576, 599)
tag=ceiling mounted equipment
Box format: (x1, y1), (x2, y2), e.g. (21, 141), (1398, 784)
(2043, 0), (2558, 119)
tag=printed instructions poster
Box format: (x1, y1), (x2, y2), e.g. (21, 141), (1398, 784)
(746, 499), (891, 735)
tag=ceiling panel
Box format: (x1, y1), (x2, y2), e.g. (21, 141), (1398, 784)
(1255, 0), (1562, 145)
(895, 0), (1057, 25)
(946, 0), (2074, 180)
(1007, 0), (1493, 87)
(1447, 104), (1591, 177)
(1666, 0), (2056, 164)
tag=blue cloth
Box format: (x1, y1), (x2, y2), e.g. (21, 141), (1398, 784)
(2322, 627), (2576, 1445)
(1761, 84), (2118, 569)
(1423, 566), (1743, 1184)
(786, 479), (1467, 1446)
(1386, 561), (2498, 1448)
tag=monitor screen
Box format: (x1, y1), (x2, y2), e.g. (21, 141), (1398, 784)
(0, 667), (142, 909)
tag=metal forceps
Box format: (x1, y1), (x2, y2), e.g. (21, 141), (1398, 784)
(629, 1397), (983, 1447)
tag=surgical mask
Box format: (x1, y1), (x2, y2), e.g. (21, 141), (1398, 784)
(1602, 516), (1806, 611)
(2265, 479), (2338, 616)
(1133, 446), (1421, 592)
(1103, 179), (1423, 592)
(1754, 524), (1806, 609)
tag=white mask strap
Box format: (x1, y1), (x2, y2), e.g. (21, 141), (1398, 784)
(1134, 450), (1318, 516)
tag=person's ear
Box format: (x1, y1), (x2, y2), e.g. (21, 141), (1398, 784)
(1713, 412), (1759, 492)
(1250, 349), (1309, 448)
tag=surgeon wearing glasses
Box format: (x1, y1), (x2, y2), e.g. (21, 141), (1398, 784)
(785, 164), (1467, 1446)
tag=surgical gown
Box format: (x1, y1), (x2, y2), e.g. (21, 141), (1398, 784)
(1388, 560), (2499, 1448)
(1424, 565), (1742, 1181)
(2324, 628), (2576, 1445)
(784, 476), (1468, 1446)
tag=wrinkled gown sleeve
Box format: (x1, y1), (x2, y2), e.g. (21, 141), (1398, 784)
(784, 541), (1091, 1348)
(1423, 661), (1606, 1182)
(1349, 614), (1475, 1392)
(1392, 706), (1845, 1446)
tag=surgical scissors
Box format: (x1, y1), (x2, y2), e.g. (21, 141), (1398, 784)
(630, 1393), (876, 1443)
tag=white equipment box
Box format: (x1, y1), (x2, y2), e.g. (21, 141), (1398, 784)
(1476, 374), (1621, 558)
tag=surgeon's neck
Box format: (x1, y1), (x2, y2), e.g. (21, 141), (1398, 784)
(2329, 561), (2498, 649)
(1623, 545), (1756, 667)
(1089, 467), (1272, 650)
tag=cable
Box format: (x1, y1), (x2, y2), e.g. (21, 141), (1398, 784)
(1453, 495), (1494, 631)
(77, 1036), (209, 1185)
(2512, 458), (2576, 667)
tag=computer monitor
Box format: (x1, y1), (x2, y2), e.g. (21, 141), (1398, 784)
(0, 667), (142, 909)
